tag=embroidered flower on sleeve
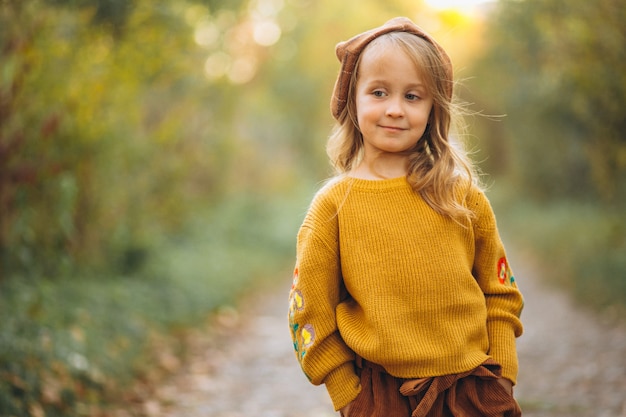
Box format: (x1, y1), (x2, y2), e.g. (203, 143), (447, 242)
(288, 263), (314, 361)
(288, 265), (304, 316)
(301, 324), (315, 348)
(292, 290), (304, 311)
(497, 257), (515, 286)
(291, 267), (299, 291)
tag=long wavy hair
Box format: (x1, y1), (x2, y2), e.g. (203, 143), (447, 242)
(326, 32), (481, 221)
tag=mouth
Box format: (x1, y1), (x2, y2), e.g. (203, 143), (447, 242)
(379, 125), (406, 132)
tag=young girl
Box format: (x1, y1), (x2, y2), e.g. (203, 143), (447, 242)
(288, 17), (524, 417)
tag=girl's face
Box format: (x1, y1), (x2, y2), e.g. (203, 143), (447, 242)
(355, 42), (433, 158)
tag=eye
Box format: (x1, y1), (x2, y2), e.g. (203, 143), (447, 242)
(406, 93), (421, 101)
(372, 90), (386, 97)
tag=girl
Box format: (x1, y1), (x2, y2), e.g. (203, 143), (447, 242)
(288, 17), (524, 417)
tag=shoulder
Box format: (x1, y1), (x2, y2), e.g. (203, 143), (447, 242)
(463, 183), (497, 230)
(316, 175), (354, 198)
(297, 177), (351, 250)
(308, 176), (350, 213)
(301, 176), (351, 229)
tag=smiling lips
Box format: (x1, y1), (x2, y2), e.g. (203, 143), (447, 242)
(380, 125), (407, 132)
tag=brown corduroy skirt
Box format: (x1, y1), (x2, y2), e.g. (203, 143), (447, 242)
(341, 357), (522, 417)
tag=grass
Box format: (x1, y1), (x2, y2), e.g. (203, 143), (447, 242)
(0, 191), (309, 416)
(488, 182), (626, 317)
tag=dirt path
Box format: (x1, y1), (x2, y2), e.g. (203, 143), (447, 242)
(128, 253), (626, 417)
(512, 252), (626, 416)
(140, 285), (335, 417)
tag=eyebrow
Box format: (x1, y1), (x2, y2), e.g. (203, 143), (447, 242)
(406, 83), (427, 90)
(363, 79), (427, 90)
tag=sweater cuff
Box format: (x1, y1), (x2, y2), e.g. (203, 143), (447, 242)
(488, 321), (520, 384)
(324, 362), (361, 411)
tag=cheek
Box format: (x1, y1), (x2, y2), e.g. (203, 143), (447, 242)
(356, 110), (376, 136)
(355, 99), (377, 123)
(354, 100), (368, 128)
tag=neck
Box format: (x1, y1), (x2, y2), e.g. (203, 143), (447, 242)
(351, 153), (408, 180)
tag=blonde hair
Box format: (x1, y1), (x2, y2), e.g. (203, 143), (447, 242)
(326, 32), (480, 221)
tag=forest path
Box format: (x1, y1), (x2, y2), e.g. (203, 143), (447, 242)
(511, 250), (626, 416)
(122, 252), (626, 417)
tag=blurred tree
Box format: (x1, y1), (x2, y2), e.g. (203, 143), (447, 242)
(469, 0), (626, 204)
(39, 0), (248, 36)
(0, 0), (485, 279)
(0, 0), (252, 277)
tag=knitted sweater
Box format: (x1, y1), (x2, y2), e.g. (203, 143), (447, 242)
(288, 176), (524, 411)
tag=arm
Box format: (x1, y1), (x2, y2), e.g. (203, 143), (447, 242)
(470, 190), (524, 384)
(289, 206), (360, 410)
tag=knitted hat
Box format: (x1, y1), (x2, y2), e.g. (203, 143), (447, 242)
(330, 17), (453, 120)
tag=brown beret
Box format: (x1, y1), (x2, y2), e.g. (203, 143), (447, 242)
(330, 17), (453, 120)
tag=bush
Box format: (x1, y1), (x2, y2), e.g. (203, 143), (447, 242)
(489, 183), (626, 315)
(0, 193), (306, 416)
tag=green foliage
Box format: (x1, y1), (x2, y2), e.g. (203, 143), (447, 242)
(466, 0), (626, 314)
(0, 0), (245, 277)
(491, 184), (626, 314)
(469, 0), (626, 204)
(0, 0), (458, 280)
(0, 192), (304, 416)
(0, 0), (314, 410)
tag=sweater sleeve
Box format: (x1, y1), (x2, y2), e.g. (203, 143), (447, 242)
(288, 196), (361, 410)
(469, 189), (524, 384)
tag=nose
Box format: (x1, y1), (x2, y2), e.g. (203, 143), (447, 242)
(385, 96), (404, 118)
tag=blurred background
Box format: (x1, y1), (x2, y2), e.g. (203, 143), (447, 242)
(1, 0), (624, 415)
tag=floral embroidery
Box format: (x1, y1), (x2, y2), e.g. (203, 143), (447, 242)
(288, 267), (301, 310)
(291, 290), (304, 311)
(497, 257), (515, 286)
(291, 267), (299, 291)
(497, 258), (507, 284)
(289, 320), (316, 360)
(301, 324), (315, 349)
(290, 322), (299, 352)
(288, 265), (304, 317)
(288, 263), (315, 361)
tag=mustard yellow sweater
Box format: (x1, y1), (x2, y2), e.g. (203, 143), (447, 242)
(288, 176), (524, 411)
